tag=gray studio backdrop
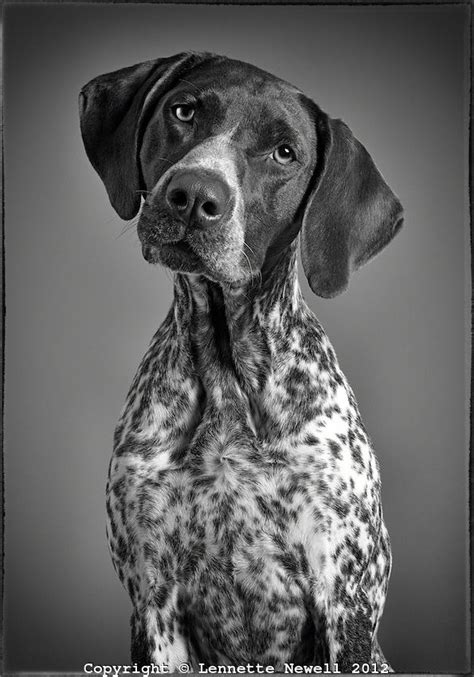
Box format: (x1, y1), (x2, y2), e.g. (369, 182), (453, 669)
(4, 4), (469, 673)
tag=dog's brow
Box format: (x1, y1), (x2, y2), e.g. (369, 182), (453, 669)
(254, 118), (297, 150)
(179, 78), (204, 94)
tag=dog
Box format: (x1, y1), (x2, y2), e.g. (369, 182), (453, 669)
(80, 52), (403, 672)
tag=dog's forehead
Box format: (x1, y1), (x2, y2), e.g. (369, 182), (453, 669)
(187, 57), (298, 94)
(182, 58), (314, 139)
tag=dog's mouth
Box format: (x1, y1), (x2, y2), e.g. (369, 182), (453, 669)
(161, 240), (195, 257)
(141, 237), (203, 271)
(137, 209), (246, 283)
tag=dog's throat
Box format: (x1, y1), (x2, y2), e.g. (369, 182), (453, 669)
(204, 284), (235, 370)
(182, 281), (267, 439)
(174, 245), (301, 424)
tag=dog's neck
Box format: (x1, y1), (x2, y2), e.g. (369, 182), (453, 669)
(172, 240), (305, 393)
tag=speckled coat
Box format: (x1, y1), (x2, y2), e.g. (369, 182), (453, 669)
(106, 243), (392, 672)
(79, 50), (403, 674)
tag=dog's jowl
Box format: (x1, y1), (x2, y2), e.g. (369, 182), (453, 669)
(80, 52), (403, 672)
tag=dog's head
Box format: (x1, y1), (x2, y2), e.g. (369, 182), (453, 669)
(80, 52), (403, 297)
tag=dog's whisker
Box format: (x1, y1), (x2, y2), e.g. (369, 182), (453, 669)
(243, 242), (262, 288)
(156, 156), (175, 166)
(241, 249), (254, 281)
(252, 213), (272, 232)
(116, 218), (140, 239)
(162, 265), (174, 284)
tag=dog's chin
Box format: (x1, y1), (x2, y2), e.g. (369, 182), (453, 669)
(141, 241), (254, 288)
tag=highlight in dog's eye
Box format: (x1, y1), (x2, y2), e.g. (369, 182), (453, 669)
(272, 145), (296, 165)
(172, 104), (195, 123)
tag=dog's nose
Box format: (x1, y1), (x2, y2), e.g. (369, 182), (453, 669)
(166, 171), (230, 229)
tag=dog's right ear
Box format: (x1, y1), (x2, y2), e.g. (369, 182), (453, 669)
(79, 53), (204, 220)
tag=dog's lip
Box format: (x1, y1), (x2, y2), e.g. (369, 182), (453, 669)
(142, 237), (202, 267)
(140, 232), (194, 253)
(160, 239), (195, 255)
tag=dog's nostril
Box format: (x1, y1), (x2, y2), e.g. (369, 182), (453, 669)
(166, 172), (230, 226)
(169, 189), (188, 210)
(201, 201), (219, 217)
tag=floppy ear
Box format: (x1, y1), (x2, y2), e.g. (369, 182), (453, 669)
(300, 109), (404, 298)
(79, 52), (205, 220)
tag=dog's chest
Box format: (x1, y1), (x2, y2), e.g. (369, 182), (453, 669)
(109, 422), (322, 664)
(107, 296), (383, 664)
(110, 406), (320, 564)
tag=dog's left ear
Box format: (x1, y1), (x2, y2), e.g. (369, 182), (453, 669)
(300, 108), (404, 298)
(79, 52), (207, 220)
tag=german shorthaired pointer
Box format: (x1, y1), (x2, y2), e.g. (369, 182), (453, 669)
(80, 52), (403, 673)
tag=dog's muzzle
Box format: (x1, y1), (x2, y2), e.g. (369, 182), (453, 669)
(137, 139), (246, 282)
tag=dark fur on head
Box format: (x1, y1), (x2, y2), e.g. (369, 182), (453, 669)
(80, 51), (403, 297)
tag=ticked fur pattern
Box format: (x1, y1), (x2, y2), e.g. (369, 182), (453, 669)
(106, 242), (392, 672)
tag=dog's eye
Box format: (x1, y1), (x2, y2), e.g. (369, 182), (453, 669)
(172, 104), (195, 123)
(272, 145), (296, 165)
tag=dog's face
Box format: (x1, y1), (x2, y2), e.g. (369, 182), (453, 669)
(80, 53), (403, 297)
(138, 60), (316, 284)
